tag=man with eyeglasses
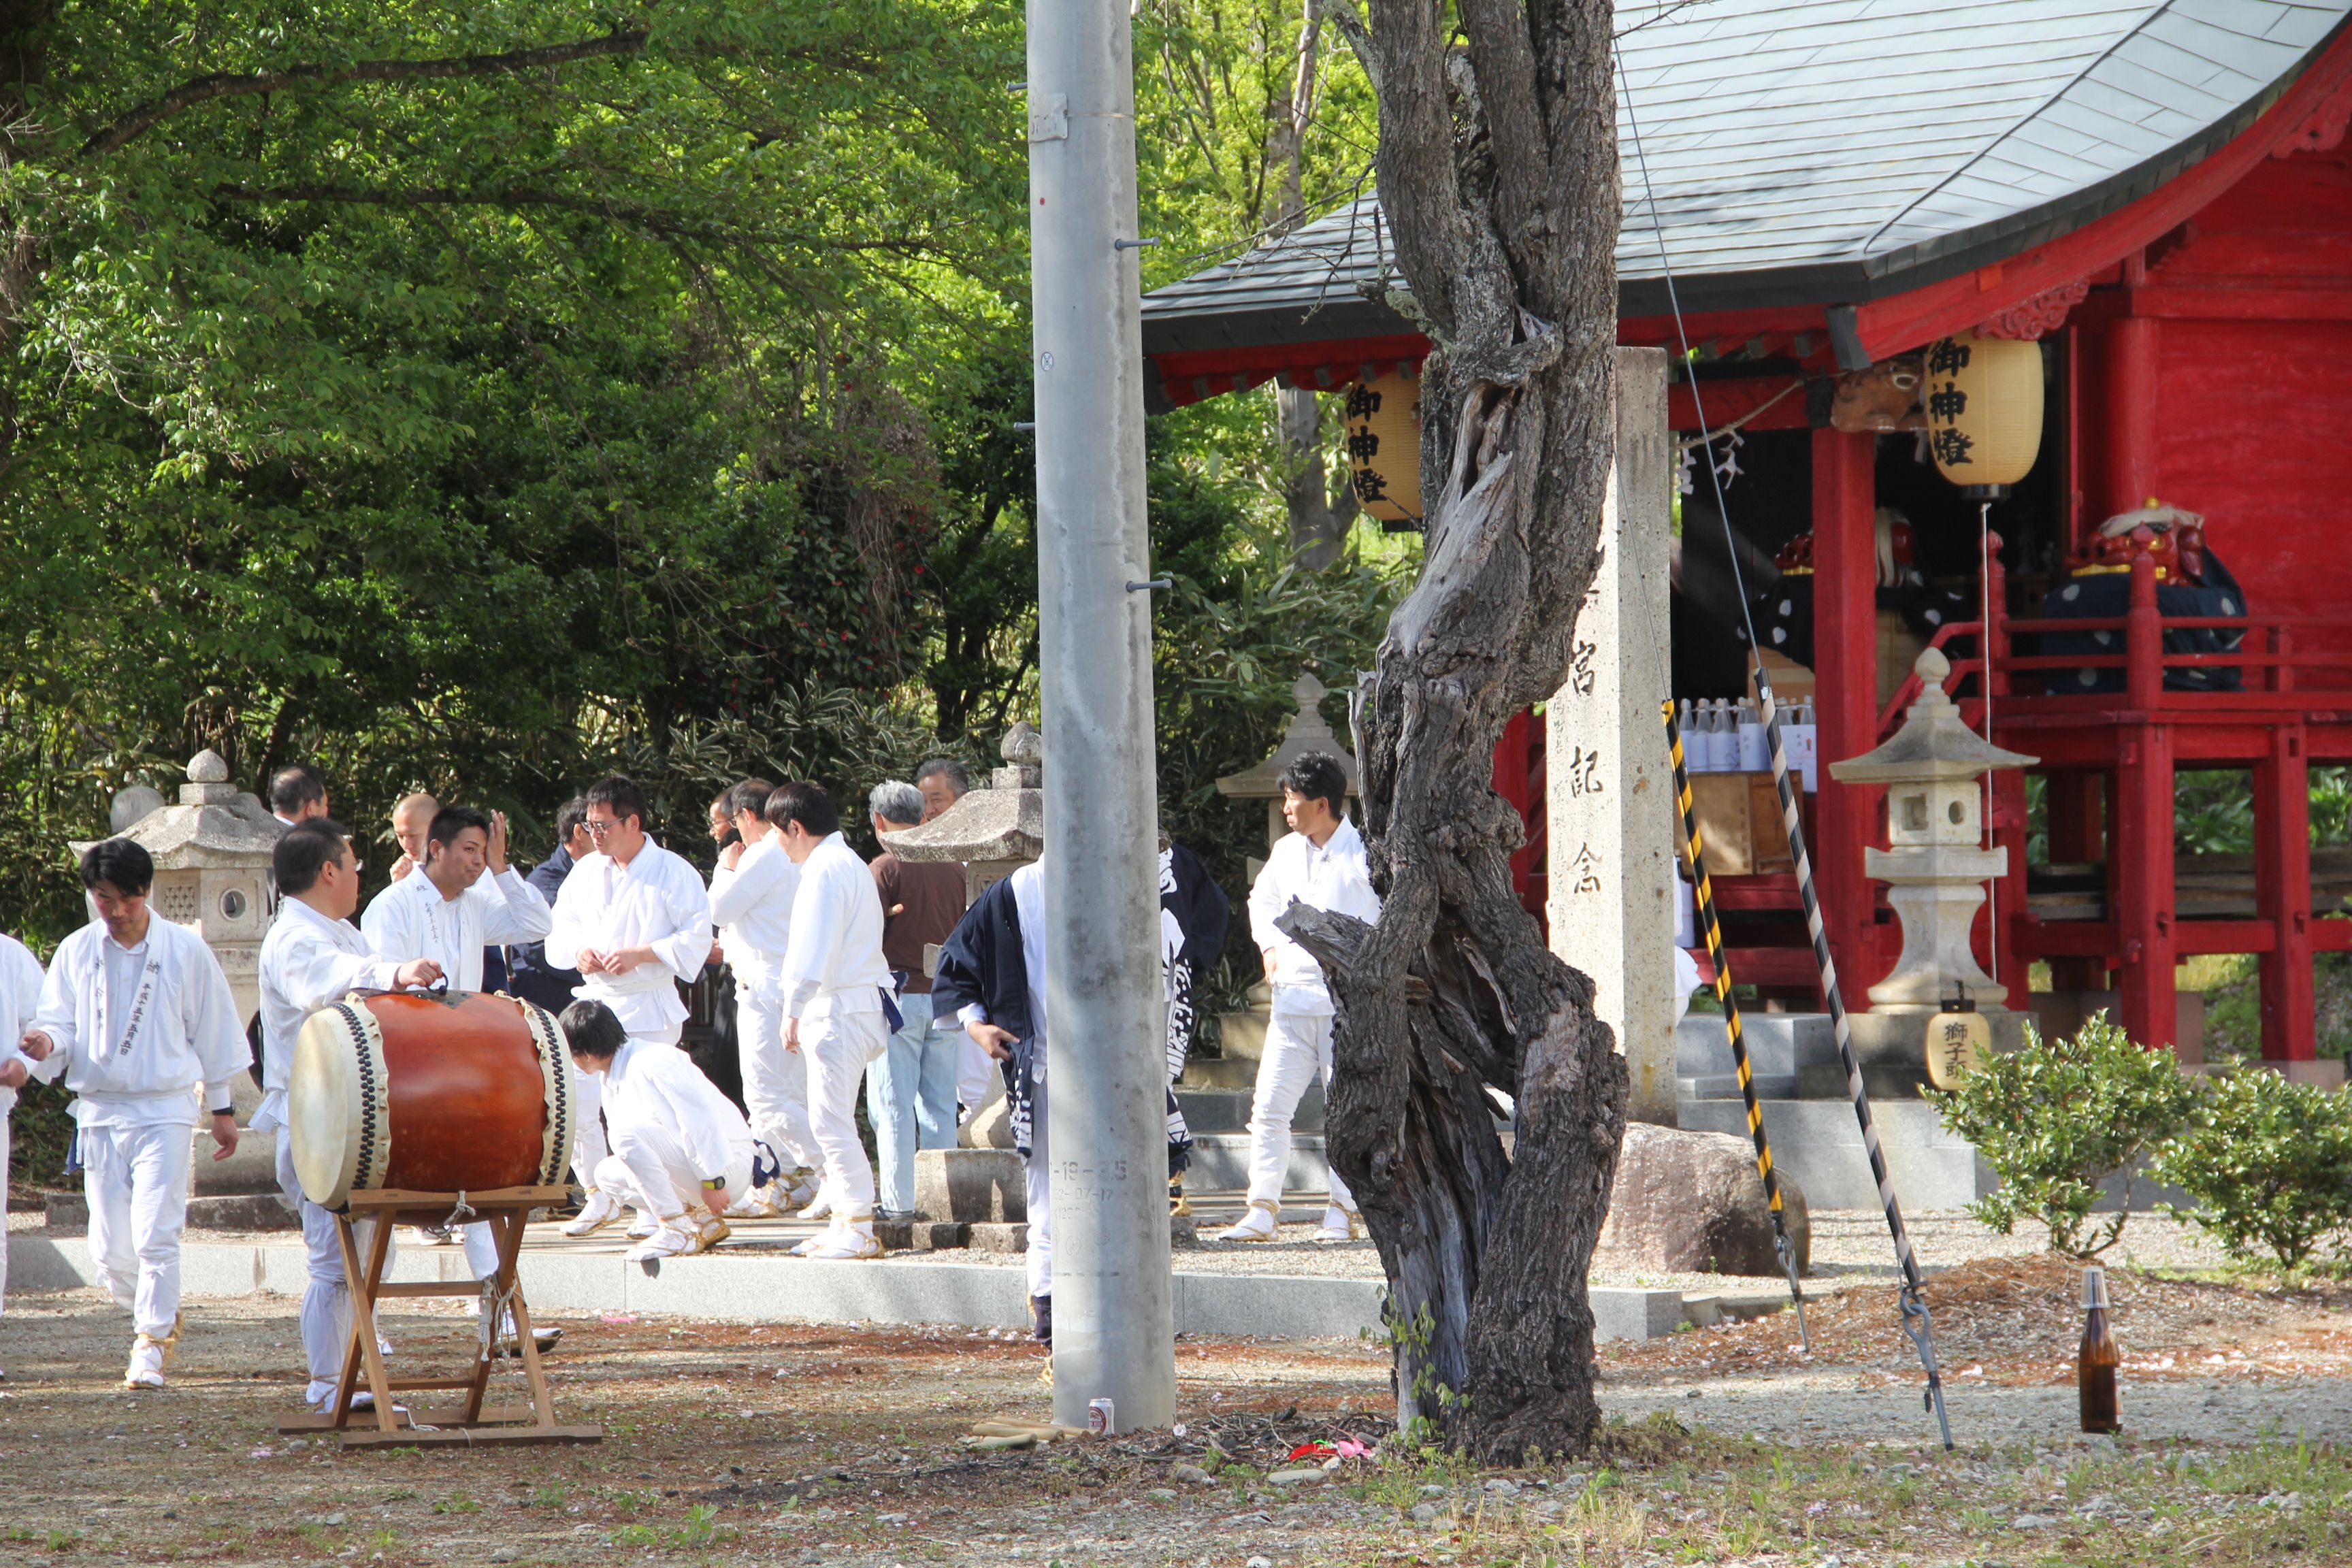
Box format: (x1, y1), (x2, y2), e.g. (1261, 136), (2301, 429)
(542, 777), (718, 1245)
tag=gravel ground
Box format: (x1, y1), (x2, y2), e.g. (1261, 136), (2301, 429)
(0, 1259), (2346, 1567)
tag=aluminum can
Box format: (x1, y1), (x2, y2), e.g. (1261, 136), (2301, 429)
(1087, 1397), (1115, 1434)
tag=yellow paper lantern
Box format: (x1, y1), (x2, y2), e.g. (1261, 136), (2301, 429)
(1343, 370), (1422, 526)
(1923, 331), (2043, 489)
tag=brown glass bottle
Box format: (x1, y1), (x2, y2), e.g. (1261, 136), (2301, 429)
(2078, 1265), (2121, 1433)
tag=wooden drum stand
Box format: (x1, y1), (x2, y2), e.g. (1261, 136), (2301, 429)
(277, 1186), (602, 1448)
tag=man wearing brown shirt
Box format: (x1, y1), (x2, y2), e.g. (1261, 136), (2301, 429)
(864, 780), (970, 1218)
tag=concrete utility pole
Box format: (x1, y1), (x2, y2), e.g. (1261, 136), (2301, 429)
(1026, 0), (1177, 1430)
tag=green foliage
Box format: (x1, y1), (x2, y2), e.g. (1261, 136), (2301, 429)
(1924, 1013), (2197, 1256)
(2151, 1067), (2352, 1271)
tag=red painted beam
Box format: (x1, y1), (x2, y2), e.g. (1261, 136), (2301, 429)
(1666, 375), (1807, 434)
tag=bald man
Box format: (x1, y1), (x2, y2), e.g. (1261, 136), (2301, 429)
(386, 794), (437, 886)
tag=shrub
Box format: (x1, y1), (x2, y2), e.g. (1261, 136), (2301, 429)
(1924, 1013), (2196, 1256)
(2151, 1067), (2352, 1271)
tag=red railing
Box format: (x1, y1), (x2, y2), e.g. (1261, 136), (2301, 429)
(1874, 534), (2351, 736)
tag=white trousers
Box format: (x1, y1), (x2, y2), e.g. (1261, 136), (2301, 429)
(596, 1122), (754, 1224)
(738, 987), (820, 1175)
(802, 1008), (886, 1215)
(81, 1122), (195, 1339)
(1245, 1011), (1353, 1211)
(572, 1070), (608, 1187)
(274, 1129), (397, 1392)
(1025, 1074), (1052, 1300)
(0, 1111), (10, 1316)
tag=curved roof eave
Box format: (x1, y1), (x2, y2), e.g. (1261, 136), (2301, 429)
(1622, 21), (2339, 318)
(1145, 1), (2352, 353)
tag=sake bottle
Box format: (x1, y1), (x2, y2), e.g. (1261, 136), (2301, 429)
(1788, 698), (1818, 792)
(1735, 697), (1767, 771)
(2078, 1265), (2121, 1434)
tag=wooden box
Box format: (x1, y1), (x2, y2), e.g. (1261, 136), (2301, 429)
(1681, 772), (1797, 878)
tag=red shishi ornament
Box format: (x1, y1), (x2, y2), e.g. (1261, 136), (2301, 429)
(2067, 499), (2208, 583)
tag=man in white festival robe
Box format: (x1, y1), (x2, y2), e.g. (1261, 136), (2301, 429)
(21, 838), (246, 1389)
(542, 776), (713, 1239)
(362, 802), (553, 1288)
(772, 781), (894, 1260)
(0, 925), (46, 1379)
(257, 819), (440, 1408)
(705, 777), (819, 1218)
(1216, 751), (1382, 1245)
(560, 999), (757, 1261)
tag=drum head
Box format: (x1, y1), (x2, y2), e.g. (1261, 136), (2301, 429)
(289, 1002), (374, 1207)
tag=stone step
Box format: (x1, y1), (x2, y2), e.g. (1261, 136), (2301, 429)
(1182, 1132), (1331, 1194)
(48, 1191), (297, 1235)
(1174, 1081), (1324, 1134)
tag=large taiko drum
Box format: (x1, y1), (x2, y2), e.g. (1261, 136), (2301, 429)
(289, 990), (577, 1209)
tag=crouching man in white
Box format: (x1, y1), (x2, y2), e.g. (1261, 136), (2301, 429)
(559, 1000), (754, 1262)
(772, 781), (893, 1261)
(542, 776), (713, 1239)
(258, 820), (442, 1408)
(21, 838), (246, 1388)
(1216, 752), (1381, 1245)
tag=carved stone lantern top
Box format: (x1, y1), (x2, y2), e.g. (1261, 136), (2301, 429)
(75, 751), (284, 870)
(1213, 674), (1360, 801)
(1827, 649), (2036, 786)
(889, 723), (1045, 870)
(1215, 674), (1361, 852)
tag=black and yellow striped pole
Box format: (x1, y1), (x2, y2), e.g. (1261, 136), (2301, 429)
(1663, 700), (1810, 1354)
(1750, 675), (1953, 1448)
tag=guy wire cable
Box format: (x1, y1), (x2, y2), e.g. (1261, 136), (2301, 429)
(1663, 702), (1812, 1352)
(1616, 44), (1954, 1448)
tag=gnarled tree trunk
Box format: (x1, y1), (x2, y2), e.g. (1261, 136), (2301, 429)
(1280, 0), (1622, 1461)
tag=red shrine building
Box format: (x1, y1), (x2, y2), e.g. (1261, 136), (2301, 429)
(1141, 1), (2352, 1071)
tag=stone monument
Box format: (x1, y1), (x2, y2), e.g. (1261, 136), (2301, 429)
(1548, 347), (1678, 1125)
(74, 749), (286, 1196)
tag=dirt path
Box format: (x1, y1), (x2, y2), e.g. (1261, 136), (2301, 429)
(1, 1257), (2345, 1567)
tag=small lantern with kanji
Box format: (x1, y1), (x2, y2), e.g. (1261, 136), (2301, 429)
(1344, 369), (1423, 528)
(1921, 331), (2043, 493)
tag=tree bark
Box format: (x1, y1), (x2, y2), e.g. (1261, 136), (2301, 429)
(1281, 0), (1623, 1462)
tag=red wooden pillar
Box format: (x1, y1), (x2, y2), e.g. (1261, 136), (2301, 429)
(2255, 723), (2315, 1062)
(2114, 553), (2176, 1048)
(1810, 428), (1882, 998)
(2102, 312), (2161, 516)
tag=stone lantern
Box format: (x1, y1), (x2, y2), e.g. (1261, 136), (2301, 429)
(1213, 674), (1360, 864)
(76, 749), (286, 1196)
(887, 721), (1044, 906)
(1828, 649), (2036, 1013)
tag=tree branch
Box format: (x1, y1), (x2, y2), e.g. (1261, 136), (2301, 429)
(1313, 0), (1382, 97)
(81, 29), (651, 160)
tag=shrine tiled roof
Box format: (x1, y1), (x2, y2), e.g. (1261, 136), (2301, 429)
(1141, 0), (2352, 355)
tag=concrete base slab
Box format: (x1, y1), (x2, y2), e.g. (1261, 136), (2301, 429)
(1678, 1096), (1995, 1211)
(5, 1232), (1690, 1342)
